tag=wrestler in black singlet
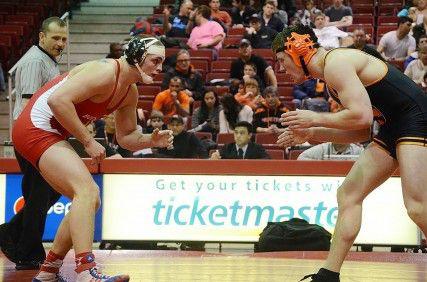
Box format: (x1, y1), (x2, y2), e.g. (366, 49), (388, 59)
(326, 49), (427, 158)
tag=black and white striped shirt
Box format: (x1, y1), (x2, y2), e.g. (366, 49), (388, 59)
(13, 45), (59, 120)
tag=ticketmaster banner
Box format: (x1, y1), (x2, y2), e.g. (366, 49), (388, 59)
(102, 174), (419, 245)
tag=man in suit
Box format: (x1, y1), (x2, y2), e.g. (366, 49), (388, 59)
(211, 121), (270, 159)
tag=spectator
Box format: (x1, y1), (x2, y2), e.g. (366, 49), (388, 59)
(153, 76), (191, 119)
(378, 16), (416, 62)
(106, 42), (123, 59)
(129, 17), (152, 36)
(231, 0), (257, 27)
(277, 0), (297, 19)
(211, 121), (270, 159)
(4, 17), (67, 270)
(348, 28), (384, 60)
(270, 0), (288, 26)
(414, 0), (427, 24)
(253, 86), (288, 133)
(405, 45), (427, 84)
(161, 49), (204, 100)
(209, 0), (232, 29)
(412, 12), (427, 45)
(259, 1), (285, 33)
(242, 62), (265, 91)
(235, 78), (264, 110)
(324, 0), (353, 28)
(296, 0), (320, 27)
(230, 39), (277, 88)
(219, 93), (253, 133)
(297, 142), (363, 160)
(191, 90), (220, 135)
(163, 0), (193, 38)
(292, 78), (326, 109)
(144, 111), (167, 134)
(313, 12), (349, 50)
(157, 115), (208, 158)
(85, 122), (122, 159)
(244, 14), (278, 49)
(187, 5), (225, 53)
(405, 34), (427, 69)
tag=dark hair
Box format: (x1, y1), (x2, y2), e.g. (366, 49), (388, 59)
(196, 5), (211, 19)
(398, 16), (413, 27)
(40, 17), (66, 33)
(109, 42), (121, 52)
(169, 76), (182, 86)
(264, 0), (275, 7)
(198, 91), (219, 122)
(220, 93), (242, 130)
(263, 85), (278, 97)
(244, 62), (257, 73)
(272, 24), (320, 54)
(235, 121), (253, 134)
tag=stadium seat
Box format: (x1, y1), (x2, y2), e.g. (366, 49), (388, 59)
(211, 60), (232, 72)
(266, 149), (284, 159)
(216, 133), (234, 144)
(206, 72), (229, 82)
(137, 85), (161, 97)
(194, 132), (212, 140)
(255, 133), (278, 144)
(288, 149), (305, 160)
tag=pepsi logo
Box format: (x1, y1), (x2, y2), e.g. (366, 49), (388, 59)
(13, 196), (25, 214)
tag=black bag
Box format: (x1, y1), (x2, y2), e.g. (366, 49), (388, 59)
(256, 218), (332, 252)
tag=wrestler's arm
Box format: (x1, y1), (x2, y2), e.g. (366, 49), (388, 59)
(47, 61), (115, 146)
(115, 85), (172, 150)
(309, 127), (371, 143)
(316, 57), (373, 129)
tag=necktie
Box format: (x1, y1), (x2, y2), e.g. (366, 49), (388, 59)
(238, 148), (244, 159)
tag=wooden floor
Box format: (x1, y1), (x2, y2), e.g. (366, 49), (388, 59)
(1, 250), (427, 282)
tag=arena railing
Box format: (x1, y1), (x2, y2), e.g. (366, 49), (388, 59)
(7, 11), (71, 141)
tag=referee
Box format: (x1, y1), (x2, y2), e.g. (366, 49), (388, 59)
(0, 17), (67, 270)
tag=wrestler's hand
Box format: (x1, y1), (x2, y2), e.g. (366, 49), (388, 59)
(280, 109), (319, 129)
(151, 128), (174, 149)
(277, 127), (313, 148)
(84, 138), (106, 164)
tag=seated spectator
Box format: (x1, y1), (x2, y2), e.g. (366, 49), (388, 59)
(244, 14), (278, 49)
(412, 12), (427, 45)
(153, 76), (191, 119)
(270, 0), (288, 26)
(191, 91), (220, 135)
(130, 17), (152, 36)
(106, 43), (123, 59)
(276, 0), (297, 19)
(378, 16), (416, 62)
(405, 34), (427, 69)
(405, 45), (427, 84)
(253, 86), (288, 133)
(296, 0), (320, 27)
(209, 0), (232, 29)
(235, 78), (264, 110)
(163, 0), (193, 38)
(144, 111), (167, 134)
(259, 1), (285, 32)
(0, 63), (5, 100)
(348, 28), (384, 60)
(297, 142), (363, 160)
(242, 62), (265, 91)
(313, 12), (349, 50)
(211, 121), (270, 159)
(293, 79), (328, 110)
(230, 39), (277, 88)
(187, 5), (225, 53)
(219, 93), (253, 133)
(324, 0), (353, 28)
(231, 0), (257, 27)
(157, 115), (208, 158)
(161, 49), (204, 100)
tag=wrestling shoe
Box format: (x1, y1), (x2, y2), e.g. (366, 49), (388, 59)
(32, 272), (68, 282)
(300, 268), (340, 282)
(76, 267), (130, 282)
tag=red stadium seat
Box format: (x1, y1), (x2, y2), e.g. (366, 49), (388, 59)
(288, 149), (305, 160)
(352, 6), (375, 15)
(218, 48), (239, 60)
(191, 59), (209, 73)
(206, 72), (230, 82)
(194, 132), (212, 140)
(377, 16), (399, 26)
(277, 86), (293, 98)
(252, 49), (274, 60)
(223, 37), (242, 47)
(151, 73), (165, 86)
(266, 149), (284, 159)
(137, 100), (154, 117)
(255, 133), (278, 144)
(352, 15), (374, 25)
(376, 25), (396, 43)
(189, 49), (214, 61)
(216, 133), (234, 144)
(228, 28), (245, 37)
(211, 60), (232, 72)
(137, 85), (161, 97)
(377, 5), (398, 16)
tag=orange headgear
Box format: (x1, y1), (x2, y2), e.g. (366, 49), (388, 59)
(284, 32), (318, 77)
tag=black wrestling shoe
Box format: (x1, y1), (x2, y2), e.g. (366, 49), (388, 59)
(15, 260), (42, 270)
(300, 268), (340, 282)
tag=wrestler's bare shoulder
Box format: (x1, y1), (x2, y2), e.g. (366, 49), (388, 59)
(68, 59), (116, 79)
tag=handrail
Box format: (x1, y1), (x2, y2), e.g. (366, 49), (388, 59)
(7, 11), (71, 141)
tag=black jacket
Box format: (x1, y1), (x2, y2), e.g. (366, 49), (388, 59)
(219, 142), (270, 159)
(157, 131), (208, 158)
(161, 67), (205, 101)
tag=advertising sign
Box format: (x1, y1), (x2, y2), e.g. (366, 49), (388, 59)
(102, 174), (419, 245)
